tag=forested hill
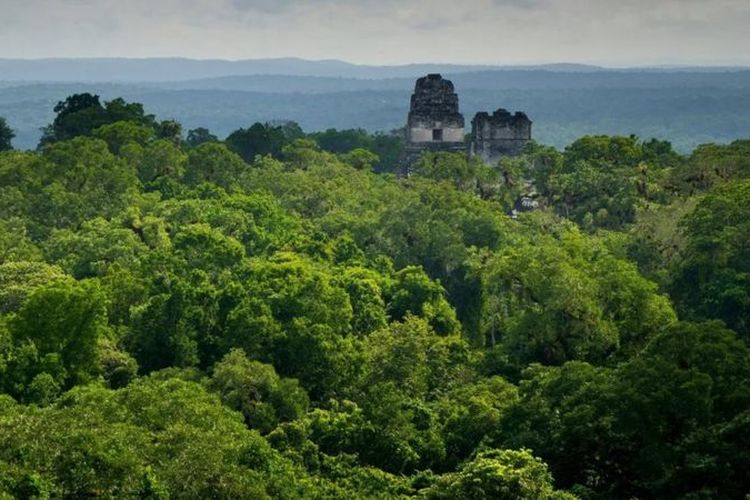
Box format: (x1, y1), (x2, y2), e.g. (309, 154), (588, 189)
(2, 60), (749, 151)
(0, 94), (749, 498)
(0, 58), (606, 81)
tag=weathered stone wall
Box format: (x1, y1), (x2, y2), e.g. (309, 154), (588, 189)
(408, 126), (465, 143)
(471, 109), (532, 165)
(407, 74), (464, 125)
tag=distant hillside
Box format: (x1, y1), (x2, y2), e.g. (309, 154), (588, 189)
(1, 64), (749, 152)
(0, 58), (606, 82)
(153, 69), (750, 93)
(2, 57), (747, 83)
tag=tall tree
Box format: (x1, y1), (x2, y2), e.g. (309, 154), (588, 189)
(225, 122), (287, 162)
(0, 117), (14, 151)
(186, 127), (218, 148)
(39, 94), (156, 147)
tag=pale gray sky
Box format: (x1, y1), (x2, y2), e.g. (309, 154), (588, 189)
(1, 0), (749, 65)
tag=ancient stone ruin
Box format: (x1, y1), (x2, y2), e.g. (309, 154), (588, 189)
(403, 74), (532, 170)
(471, 109), (532, 165)
(404, 74), (466, 165)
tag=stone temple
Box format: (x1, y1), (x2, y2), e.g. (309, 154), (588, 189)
(471, 109), (532, 162)
(403, 74), (532, 169)
(404, 74), (466, 164)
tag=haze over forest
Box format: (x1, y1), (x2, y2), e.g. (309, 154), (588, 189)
(2, 57), (749, 151)
(3, 0), (749, 152)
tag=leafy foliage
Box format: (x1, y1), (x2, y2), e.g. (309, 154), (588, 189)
(0, 95), (748, 498)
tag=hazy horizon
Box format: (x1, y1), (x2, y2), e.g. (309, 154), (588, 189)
(1, 56), (750, 70)
(1, 0), (749, 67)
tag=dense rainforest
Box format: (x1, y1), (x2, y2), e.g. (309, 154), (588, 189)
(0, 94), (749, 499)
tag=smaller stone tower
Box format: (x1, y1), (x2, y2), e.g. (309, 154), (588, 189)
(471, 109), (532, 165)
(404, 74), (466, 168)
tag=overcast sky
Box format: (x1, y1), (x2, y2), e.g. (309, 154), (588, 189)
(1, 0), (748, 66)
